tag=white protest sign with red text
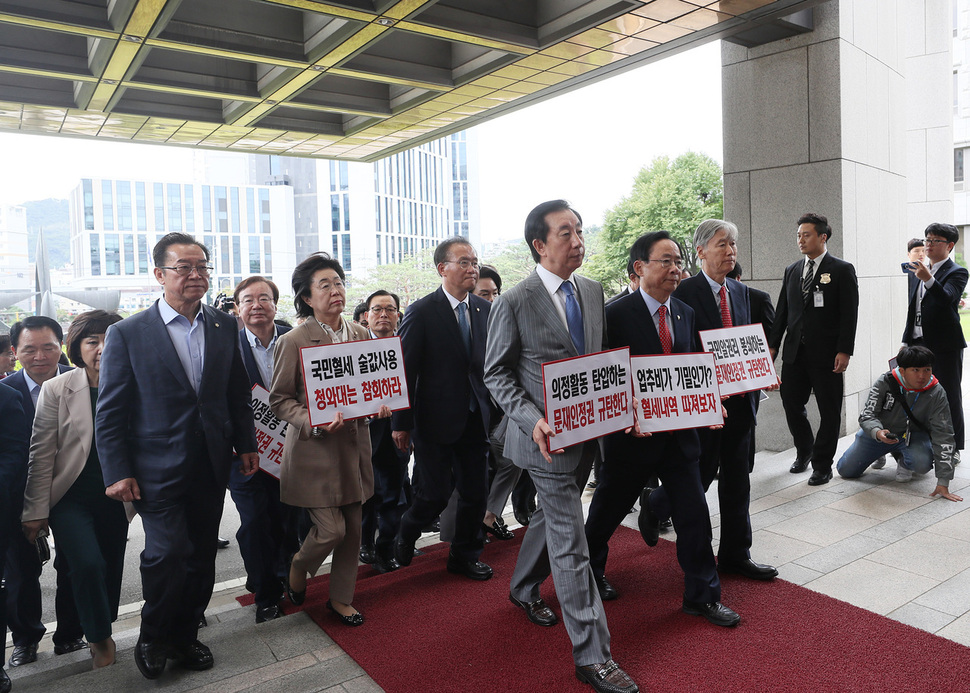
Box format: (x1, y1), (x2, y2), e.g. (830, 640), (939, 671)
(251, 384), (287, 479)
(698, 323), (777, 397)
(300, 336), (409, 427)
(630, 353), (723, 433)
(541, 347), (634, 450)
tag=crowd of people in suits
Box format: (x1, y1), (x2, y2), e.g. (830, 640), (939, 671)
(0, 205), (964, 693)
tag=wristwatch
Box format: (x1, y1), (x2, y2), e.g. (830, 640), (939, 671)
(311, 426), (324, 438)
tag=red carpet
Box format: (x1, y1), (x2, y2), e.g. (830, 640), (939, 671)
(240, 526), (970, 691)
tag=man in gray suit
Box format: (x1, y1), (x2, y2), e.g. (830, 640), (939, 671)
(485, 200), (638, 693)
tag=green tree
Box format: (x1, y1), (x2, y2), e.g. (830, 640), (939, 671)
(585, 152), (723, 291)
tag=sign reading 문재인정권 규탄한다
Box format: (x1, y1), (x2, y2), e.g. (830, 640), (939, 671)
(630, 353), (723, 433)
(698, 324), (777, 397)
(250, 384), (288, 479)
(541, 347), (634, 450)
(300, 336), (410, 427)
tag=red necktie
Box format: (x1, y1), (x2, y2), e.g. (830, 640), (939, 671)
(658, 305), (672, 355)
(719, 285), (733, 327)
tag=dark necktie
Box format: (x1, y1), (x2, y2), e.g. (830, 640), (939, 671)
(561, 280), (585, 355)
(658, 305), (672, 355)
(719, 285), (733, 328)
(457, 302), (472, 357)
(802, 258), (815, 303)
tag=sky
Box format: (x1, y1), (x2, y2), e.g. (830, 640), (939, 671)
(0, 41), (722, 243)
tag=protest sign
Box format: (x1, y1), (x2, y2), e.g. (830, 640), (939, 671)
(251, 384), (287, 479)
(300, 336), (409, 427)
(630, 353), (723, 433)
(699, 323), (777, 396)
(542, 347), (634, 449)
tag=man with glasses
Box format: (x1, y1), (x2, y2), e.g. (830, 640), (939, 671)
(391, 237), (494, 581)
(96, 232), (258, 679)
(768, 213), (859, 486)
(902, 223), (969, 467)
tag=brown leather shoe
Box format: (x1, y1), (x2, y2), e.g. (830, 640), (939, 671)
(509, 593), (558, 627)
(575, 660), (639, 693)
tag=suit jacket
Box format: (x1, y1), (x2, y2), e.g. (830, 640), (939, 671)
(391, 286), (491, 443)
(484, 269), (607, 474)
(604, 290), (701, 460)
(96, 301), (257, 500)
(2, 364), (73, 426)
(768, 253), (859, 367)
(674, 273), (757, 417)
(269, 319), (374, 508)
(748, 286), (775, 338)
(903, 257), (969, 351)
(23, 367), (135, 522)
(0, 382), (28, 503)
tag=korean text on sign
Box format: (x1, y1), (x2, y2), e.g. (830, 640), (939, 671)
(698, 324), (777, 397)
(630, 352), (723, 433)
(300, 336), (410, 427)
(542, 347), (634, 450)
(251, 384), (288, 480)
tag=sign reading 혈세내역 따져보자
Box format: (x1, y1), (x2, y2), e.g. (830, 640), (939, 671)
(630, 352), (723, 433)
(300, 336), (410, 427)
(250, 384), (287, 479)
(541, 347), (634, 450)
(698, 323), (777, 397)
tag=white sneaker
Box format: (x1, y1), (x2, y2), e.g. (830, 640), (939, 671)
(872, 456), (887, 470)
(895, 466), (914, 482)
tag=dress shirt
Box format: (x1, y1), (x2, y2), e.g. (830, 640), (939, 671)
(639, 288), (674, 341)
(245, 326), (279, 387)
(316, 317), (350, 344)
(158, 297), (206, 393)
(803, 251), (827, 283)
(913, 261), (946, 340)
(536, 263), (578, 331)
(701, 270), (730, 314)
(22, 370), (43, 408)
(442, 286), (472, 336)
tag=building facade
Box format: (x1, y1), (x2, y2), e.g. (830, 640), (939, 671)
(0, 204), (29, 292)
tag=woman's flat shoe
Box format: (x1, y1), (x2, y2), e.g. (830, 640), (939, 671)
(483, 519), (515, 541)
(286, 576), (306, 606)
(326, 600), (364, 626)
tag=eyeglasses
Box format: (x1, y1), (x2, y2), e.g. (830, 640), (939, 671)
(239, 296), (274, 307)
(923, 238), (950, 245)
(314, 279), (345, 293)
(368, 306), (397, 315)
(447, 260), (480, 270)
(646, 258), (685, 269)
(159, 264), (213, 277)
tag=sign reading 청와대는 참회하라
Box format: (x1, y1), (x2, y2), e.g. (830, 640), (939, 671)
(300, 336), (410, 427)
(630, 352), (723, 433)
(698, 323), (777, 397)
(251, 384), (287, 479)
(541, 347), (634, 450)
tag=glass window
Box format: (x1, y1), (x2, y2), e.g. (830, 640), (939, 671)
(231, 188), (240, 234)
(216, 186), (228, 233)
(376, 234), (381, 264)
(343, 195), (350, 230)
(154, 182), (164, 230)
(260, 189), (270, 233)
(263, 237), (272, 273)
(342, 233), (351, 271)
(89, 233), (101, 275)
(117, 181), (132, 231)
(102, 180), (114, 231)
(331, 195), (340, 232)
(329, 160), (337, 192)
(232, 236), (241, 273)
(202, 186), (212, 232)
(138, 235), (148, 274)
(104, 234), (120, 275)
(123, 234), (134, 274)
(220, 235), (229, 273)
(167, 183), (182, 231)
(184, 185), (194, 232)
(956, 148), (965, 183)
(246, 189), (256, 234)
(83, 179), (94, 230)
(249, 236), (260, 273)
(135, 182), (147, 231)
(339, 161), (348, 191)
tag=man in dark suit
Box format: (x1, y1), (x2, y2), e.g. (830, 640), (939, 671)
(228, 276), (294, 624)
(485, 200), (638, 693)
(586, 231), (740, 628)
(361, 289), (410, 573)
(96, 232), (258, 679)
(902, 222), (968, 459)
(0, 382), (28, 692)
(392, 237), (493, 580)
(768, 213), (859, 486)
(673, 221), (778, 581)
(2, 317), (84, 667)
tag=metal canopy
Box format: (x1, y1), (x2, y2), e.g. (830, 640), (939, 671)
(0, 0), (821, 161)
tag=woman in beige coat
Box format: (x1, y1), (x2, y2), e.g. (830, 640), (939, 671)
(270, 252), (389, 626)
(22, 310), (130, 668)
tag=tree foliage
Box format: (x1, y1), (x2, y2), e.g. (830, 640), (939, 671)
(346, 247), (441, 312)
(584, 152), (723, 292)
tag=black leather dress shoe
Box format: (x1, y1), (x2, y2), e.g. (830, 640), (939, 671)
(134, 637), (168, 679)
(217, 537), (230, 549)
(326, 600), (365, 626)
(594, 574), (618, 601)
(53, 637), (87, 655)
(719, 558), (778, 581)
(8, 643), (38, 667)
(255, 604), (283, 623)
(789, 456), (811, 473)
(575, 660), (639, 693)
(0, 667), (10, 693)
(198, 615), (208, 629)
(359, 544), (376, 564)
(637, 488), (660, 547)
(393, 534), (415, 567)
(513, 507), (533, 526)
(808, 470), (833, 486)
(446, 554), (493, 580)
(373, 547), (400, 574)
(509, 593), (559, 627)
(682, 600), (741, 627)
(173, 640), (214, 671)
(483, 518), (515, 540)
(421, 518), (440, 533)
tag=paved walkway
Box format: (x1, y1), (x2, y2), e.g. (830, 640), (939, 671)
(8, 436), (970, 691)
